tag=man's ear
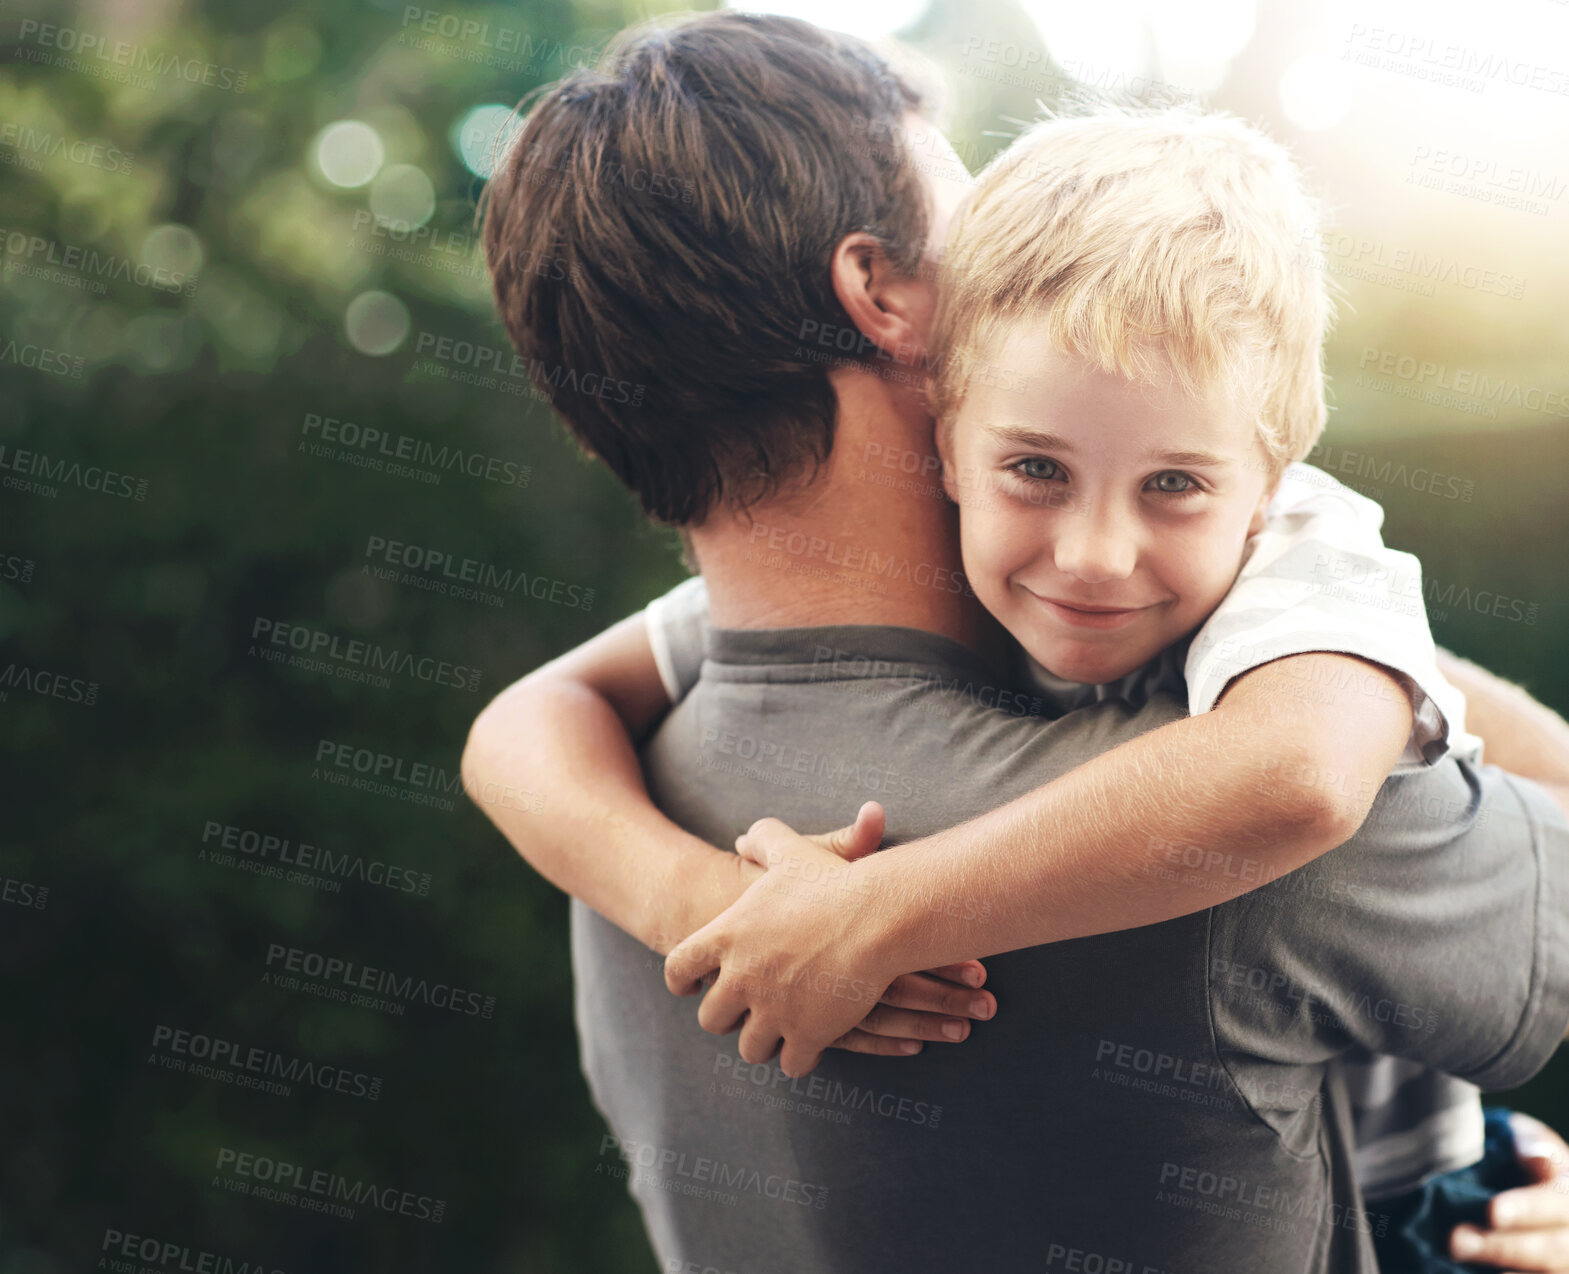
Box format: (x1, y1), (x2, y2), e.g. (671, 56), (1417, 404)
(829, 232), (932, 368)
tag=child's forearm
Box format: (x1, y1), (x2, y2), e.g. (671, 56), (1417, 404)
(462, 676), (748, 957)
(854, 653), (1413, 975)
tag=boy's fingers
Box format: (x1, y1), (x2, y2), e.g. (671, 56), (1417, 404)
(778, 1040), (826, 1080)
(738, 807), (887, 866)
(1520, 1152), (1564, 1188)
(1509, 1112), (1569, 1184)
(1488, 1180), (1569, 1230)
(694, 981), (749, 1037)
(856, 1004), (972, 1042)
(829, 1028), (925, 1057)
(663, 937), (716, 997)
(926, 960), (987, 988)
(879, 971), (995, 1020)
(809, 801), (886, 861)
(734, 816), (791, 866)
(1451, 1220), (1569, 1269)
(737, 1015), (783, 1066)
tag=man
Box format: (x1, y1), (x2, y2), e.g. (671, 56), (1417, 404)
(467, 11), (1569, 1271)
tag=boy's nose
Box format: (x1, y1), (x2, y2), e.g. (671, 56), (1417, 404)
(1051, 512), (1138, 584)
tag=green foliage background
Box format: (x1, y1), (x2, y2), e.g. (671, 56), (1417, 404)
(1, 0), (1564, 1270)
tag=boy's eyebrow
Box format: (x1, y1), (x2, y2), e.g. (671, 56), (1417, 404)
(983, 427), (1232, 470)
(984, 426), (1075, 451)
(1154, 448), (1233, 468)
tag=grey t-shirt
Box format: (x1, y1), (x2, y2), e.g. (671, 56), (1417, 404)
(571, 622), (1569, 1274)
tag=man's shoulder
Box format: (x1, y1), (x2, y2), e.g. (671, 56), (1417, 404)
(1356, 756), (1564, 850)
(938, 679), (1186, 762)
(1211, 757), (1569, 1094)
(642, 651), (1190, 833)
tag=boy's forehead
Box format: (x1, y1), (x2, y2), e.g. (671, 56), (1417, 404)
(957, 327), (1263, 456)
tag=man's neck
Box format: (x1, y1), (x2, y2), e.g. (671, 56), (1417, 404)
(686, 370), (1004, 664)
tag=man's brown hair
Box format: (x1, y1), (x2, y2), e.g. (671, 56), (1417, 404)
(477, 11), (935, 525)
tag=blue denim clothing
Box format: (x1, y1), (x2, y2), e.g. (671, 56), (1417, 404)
(1372, 1108), (1528, 1273)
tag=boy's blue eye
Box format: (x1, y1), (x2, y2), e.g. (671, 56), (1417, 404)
(1017, 457), (1061, 481)
(1149, 471), (1194, 494)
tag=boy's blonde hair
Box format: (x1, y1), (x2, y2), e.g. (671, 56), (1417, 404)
(931, 105), (1334, 478)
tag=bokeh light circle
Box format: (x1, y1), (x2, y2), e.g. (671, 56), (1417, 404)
(369, 164), (436, 230)
(313, 120), (385, 188)
(344, 290), (410, 356)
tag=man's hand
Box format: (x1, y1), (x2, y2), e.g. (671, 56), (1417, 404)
(665, 804), (995, 1077)
(1450, 1113), (1569, 1270)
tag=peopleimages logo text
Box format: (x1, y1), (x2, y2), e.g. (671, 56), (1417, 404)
(0, 444), (148, 498)
(215, 1148), (445, 1223)
(263, 943), (495, 1018)
(250, 618), (482, 693)
(299, 413), (531, 487)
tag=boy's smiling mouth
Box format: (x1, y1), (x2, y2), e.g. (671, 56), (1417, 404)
(1021, 588), (1158, 630)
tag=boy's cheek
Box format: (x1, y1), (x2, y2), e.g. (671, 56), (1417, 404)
(958, 550), (1013, 614)
(960, 510), (1038, 589)
(957, 539), (1023, 625)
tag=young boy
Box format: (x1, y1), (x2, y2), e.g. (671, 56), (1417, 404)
(470, 66), (1569, 1271)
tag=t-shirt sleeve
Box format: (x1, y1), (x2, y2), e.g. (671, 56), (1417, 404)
(1211, 760), (1569, 1107)
(1184, 461), (1484, 770)
(644, 574), (710, 704)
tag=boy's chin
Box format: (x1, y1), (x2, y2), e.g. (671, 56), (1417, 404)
(1028, 641), (1151, 687)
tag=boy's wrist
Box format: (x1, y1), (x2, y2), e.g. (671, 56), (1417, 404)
(852, 848), (960, 978)
(642, 846), (753, 957)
